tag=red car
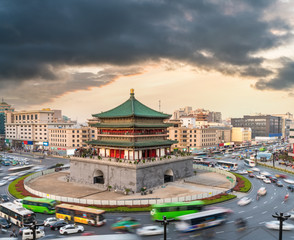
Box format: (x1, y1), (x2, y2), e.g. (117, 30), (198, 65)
(248, 173), (254, 178)
(276, 174), (287, 179)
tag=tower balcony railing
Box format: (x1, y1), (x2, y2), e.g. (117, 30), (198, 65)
(97, 132), (168, 137)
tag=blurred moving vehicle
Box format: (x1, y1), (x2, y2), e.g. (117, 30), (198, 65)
(22, 228), (45, 240)
(287, 185), (294, 192)
(0, 180), (8, 186)
(265, 221), (294, 230)
(13, 199), (23, 207)
(252, 167), (260, 172)
(276, 181), (283, 187)
(256, 175), (266, 180)
(237, 197), (252, 206)
(235, 170), (247, 175)
(59, 224), (84, 235)
(19, 226), (44, 236)
(0, 217), (11, 228)
(50, 220), (67, 230)
(136, 225), (164, 236)
(257, 187), (267, 196)
(248, 173), (254, 178)
(263, 178), (271, 184)
(276, 174), (287, 179)
(44, 217), (60, 227)
(111, 217), (140, 231)
(0, 194), (9, 203)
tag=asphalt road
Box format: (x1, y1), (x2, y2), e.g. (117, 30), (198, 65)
(1, 149), (294, 239)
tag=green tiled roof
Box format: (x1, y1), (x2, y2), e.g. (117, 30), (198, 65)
(93, 90), (171, 119)
(90, 123), (172, 128)
(87, 139), (177, 147)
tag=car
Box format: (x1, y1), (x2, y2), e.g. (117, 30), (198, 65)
(265, 221), (294, 230)
(7, 176), (18, 182)
(59, 224), (84, 235)
(257, 187), (267, 196)
(136, 225), (164, 236)
(256, 174), (266, 180)
(252, 167), (260, 172)
(0, 217), (11, 228)
(237, 197), (252, 206)
(269, 176), (278, 183)
(284, 179), (294, 184)
(276, 174), (287, 179)
(0, 194), (9, 203)
(50, 220), (67, 230)
(276, 181), (283, 187)
(22, 228), (45, 239)
(260, 171), (271, 176)
(247, 170), (253, 173)
(287, 185), (294, 192)
(13, 199), (23, 206)
(0, 180), (8, 186)
(248, 173), (254, 178)
(263, 178), (271, 184)
(44, 217), (60, 227)
(111, 217), (140, 230)
(236, 170), (247, 175)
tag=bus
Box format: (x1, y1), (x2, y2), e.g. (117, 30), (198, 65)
(0, 202), (35, 227)
(216, 160), (238, 171)
(55, 203), (106, 226)
(150, 201), (204, 221)
(22, 197), (57, 214)
(176, 208), (231, 232)
(243, 159), (256, 167)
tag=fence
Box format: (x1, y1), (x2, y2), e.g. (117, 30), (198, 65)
(23, 166), (236, 206)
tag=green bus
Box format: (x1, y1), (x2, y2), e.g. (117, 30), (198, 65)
(150, 201), (204, 221)
(22, 197), (57, 214)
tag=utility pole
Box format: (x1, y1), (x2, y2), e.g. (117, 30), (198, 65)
(272, 212), (290, 240)
(155, 216), (175, 240)
(273, 152), (275, 168)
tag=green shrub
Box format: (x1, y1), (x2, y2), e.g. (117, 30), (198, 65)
(203, 194), (236, 205)
(8, 174), (33, 199)
(232, 173), (251, 192)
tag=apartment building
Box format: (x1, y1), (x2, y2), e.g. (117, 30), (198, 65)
(168, 124), (231, 151)
(5, 109), (74, 150)
(231, 127), (252, 144)
(48, 125), (97, 155)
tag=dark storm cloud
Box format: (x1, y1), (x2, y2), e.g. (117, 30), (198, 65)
(254, 59), (294, 91)
(0, 0), (292, 103)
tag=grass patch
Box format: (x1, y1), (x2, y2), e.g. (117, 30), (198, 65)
(89, 206), (152, 212)
(8, 174), (33, 199)
(203, 194), (236, 205)
(232, 173), (251, 192)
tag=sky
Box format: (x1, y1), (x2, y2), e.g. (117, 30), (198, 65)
(1, 0), (294, 122)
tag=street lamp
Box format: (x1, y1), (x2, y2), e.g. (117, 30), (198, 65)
(273, 152), (276, 168)
(272, 212), (290, 240)
(254, 149), (258, 165)
(24, 221), (44, 240)
(155, 216), (175, 240)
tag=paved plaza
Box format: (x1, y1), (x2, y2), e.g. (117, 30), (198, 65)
(27, 169), (231, 200)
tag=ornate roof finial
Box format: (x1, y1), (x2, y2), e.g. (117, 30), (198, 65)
(130, 88), (134, 97)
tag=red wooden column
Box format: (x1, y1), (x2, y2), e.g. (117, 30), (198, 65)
(133, 150), (135, 160)
(145, 150), (147, 158)
(159, 148), (161, 157)
(128, 150), (130, 160)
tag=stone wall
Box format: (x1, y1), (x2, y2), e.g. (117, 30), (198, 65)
(70, 157), (193, 192)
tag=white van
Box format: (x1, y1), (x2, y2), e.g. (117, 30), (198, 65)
(193, 157), (203, 161)
(22, 229), (45, 240)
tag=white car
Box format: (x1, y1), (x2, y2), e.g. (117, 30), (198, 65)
(44, 217), (60, 227)
(284, 179), (294, 184)
(236, 170), (248, 175)
(260, 171), (271, 176)
(59, 224), (84, 235)
(257, 187), (267, 196)
(265, 221), (294, 230)
(0, 180), (8, 186)
(13, 199), (23, 206)
(136, 225), (164, 236)
(256, 175), (266, 180)
(252, 167), (260, 172)
(263, 178), (271, 184)
(237, 197), (252, 206)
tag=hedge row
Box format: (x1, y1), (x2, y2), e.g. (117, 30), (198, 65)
(232, 173), (251, 192)
(8, 174), (35, 199)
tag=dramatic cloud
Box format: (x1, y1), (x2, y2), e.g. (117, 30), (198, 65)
(0, 0), (292, 105)
(254, 59), (294, 91)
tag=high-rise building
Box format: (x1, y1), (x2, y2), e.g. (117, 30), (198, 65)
(231, 115), (282, 139)
(0, 99), (14, 149)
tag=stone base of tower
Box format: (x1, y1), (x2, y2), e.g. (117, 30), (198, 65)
(69, 156), (193, 193)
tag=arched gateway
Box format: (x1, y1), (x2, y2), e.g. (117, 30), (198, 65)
(164, 169), (174, 183)
(93, 170), (104, 184)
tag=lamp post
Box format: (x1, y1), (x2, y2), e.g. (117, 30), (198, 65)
(254, 149), (258, 165)
(24, 221), (44, 240)
(272, 212), (290, 240)
(273, 152), (276, 168)
(155, 216), (175, 240)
